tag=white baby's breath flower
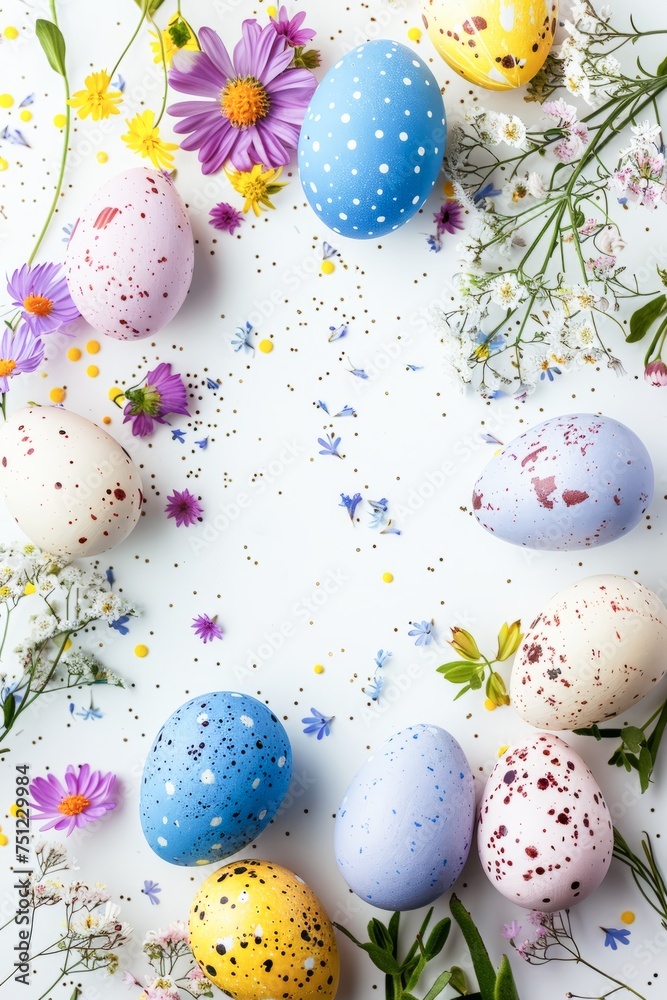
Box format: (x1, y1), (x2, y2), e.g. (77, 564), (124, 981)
(30, 614), (58, 642)
(495, 114), (527, 148)
(573, 320), (596, 347)
(571, 284), (599, 310)
(489, 273), (526, 309)
(526, 172), (547, 198)
(89, 592), (127, 622)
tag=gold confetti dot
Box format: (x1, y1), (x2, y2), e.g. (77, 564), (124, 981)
(621, 911), (635, 924)
(49, 387), (66, 404)
(0, 94), (13, 109)
(497, 744), (509, 757)
(0, 833), (7, 847)
(102, 415), (112, 425)
(9, 803), (22, 817)
(96, 151), (108, 164)
(19, 109), (32, 123)
(313, 663), (325, 675)
(4, 26), (19, 40)
(0, 158), (8, 172)
(53, 113), (67, 128)
(258, 339), (273, 353)
(381, 571), (394, 583)
(321, 260), (335, 275)
(67, 347), (82, 361)
(108, 386), (124, 403)
(86, 339), (100, 354)
(266, 4), (278, 16)
(134, 644), (149, 658)
(408, 27), (422, 41)
(86, 365), (100, 378)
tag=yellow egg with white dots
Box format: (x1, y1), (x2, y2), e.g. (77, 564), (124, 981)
(189, 860), (340, 1000)
(420, 0), (558, 90)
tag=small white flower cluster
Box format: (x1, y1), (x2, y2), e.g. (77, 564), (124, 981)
(123, 922), (211, 999)
(613, 122), (667, 208)
(462, 106), (529, 150)
(556, 1), (622, 106)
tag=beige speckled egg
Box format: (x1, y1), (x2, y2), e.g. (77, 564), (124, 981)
(478, 734), (613, 911)
(189, 860), (339, 999)
(0, 406), (142, 558)
(64, 167), (194, 340)
(511, 575), (667, 730)
(421, 0), (558, 90)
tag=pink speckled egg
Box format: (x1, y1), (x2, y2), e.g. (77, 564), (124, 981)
(0, 406), (143, 558)
(64, 167), (194, 340)
(477, 734), (613, 912)
(511, 575), (667, 730)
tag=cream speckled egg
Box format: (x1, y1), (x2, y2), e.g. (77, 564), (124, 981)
(65, 167), (194, 340)
(189, 860), (339, 999)
(478, 734), (613, 911)
(421, 0), (558, 90)
(0, 406), (142, 558)
(511, 575), (667, 730)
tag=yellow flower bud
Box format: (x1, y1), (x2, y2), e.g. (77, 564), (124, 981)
(449, 627), (481, 661)
(496, 620), (523, 661)
(486, 671), (510, 708)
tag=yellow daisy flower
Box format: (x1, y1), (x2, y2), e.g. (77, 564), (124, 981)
(121, 110), (178, 170)
(226, 164), (287, 216)
(68, 70), (123, 121)
(149, 13), (199, 66)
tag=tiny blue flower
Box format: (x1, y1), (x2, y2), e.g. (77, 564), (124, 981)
(602, 928), (631, 950)
(322, 241), (339, 260)
(171, 428), (186, 442)
(334, 405), (355, 417)
(473, 182), (502, 203)
(317, 400), (329, 414)
(0, 126), (30, 147)
(426, 233), (442, 253)
(339, 492), (362, 521)
(380, 521), (401, 535)
(61, 222), (74, 244)
(195, 437), (208, 450)
(374, 649), (392, 669)
(206, 377), (219, 391)
(318, 433), (342, 458)
(1, 680), (25, 707)
(110, 615), (130, 636)
(105, 567), (115, 587)
(302, 708), (334, 740)
(76, 703), (103, 721)
(231, 321), (254, 353)
(112, 74), (126, 92)
(408, 620), (433, 647)
(328, 323), (348, 342)
(363, 676), (384, 701)
(406, 364), (423, 371)
(347, 363), (368, 380)
(142, 880), (162, 905)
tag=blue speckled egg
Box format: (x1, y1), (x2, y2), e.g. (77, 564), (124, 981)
(140, 692), (292, 866)
(334, 725), (474, 910)
(472, 413), (654, 551)
(298, 40), (446, 239)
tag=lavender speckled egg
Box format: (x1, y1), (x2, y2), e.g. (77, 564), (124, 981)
(0, 406), (142, 558)
(511, 575), (667, 730)
(478, 734), (613, 911)
(334, 724), (475, 910)
(140, 692), (292, 867)
(472, 413), (653, 550)
(65, 167), (194, 340)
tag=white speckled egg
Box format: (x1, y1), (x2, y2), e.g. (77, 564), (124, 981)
(421, 0), (558, 91)
(65, 167), (194, 340)
(478, 734), (613, 911)
(511, 575), (667, 730)
(334, 724), (475, 910)
(472, 413), (654, 550)
(0, 406), (142, 558)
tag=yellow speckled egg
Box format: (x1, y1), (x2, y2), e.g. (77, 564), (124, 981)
(189, 860), (340, 999)
(421, 0), (558, 90)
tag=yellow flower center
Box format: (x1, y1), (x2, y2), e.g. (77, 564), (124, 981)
(0, 360), (16, 377)
(238, 173), (269, 202)
(221, 77), (270, 129)
(23, 293), (53, 316)
(57, 793), (91, 816)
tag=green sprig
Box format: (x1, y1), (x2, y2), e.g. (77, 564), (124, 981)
(436, 621), (522, 706)
(574, 697), (667, 793)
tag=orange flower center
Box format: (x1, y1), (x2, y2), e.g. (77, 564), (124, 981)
(23, 294), (54, 317)
(221, 77), (270, 129)
(57, 793), (91, 816)
(0, 360), (16, 377)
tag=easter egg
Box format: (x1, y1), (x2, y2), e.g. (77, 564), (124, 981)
(511, 575), (667, 730)
(140, 692), (292, 866)
(334, 724), (475, 910)
(0, 406), (142, 558)
(478, 734), (613, 911)
(298, 40), (446, 239)
(421, 0), (558, 91)
(189, 859), (339, 999)
(65, 167), (194, 340)
(472, 413), (653, 550)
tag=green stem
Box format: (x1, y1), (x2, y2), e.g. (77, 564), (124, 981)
(574, 954), (646, 999)
(0, 605), (11, 660)
(110, 0), (151, 80)
(150, 12), (169, 127)
(27, 0), (70, 266)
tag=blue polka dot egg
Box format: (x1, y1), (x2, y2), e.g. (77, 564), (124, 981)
(299, 40), (446, 239)
(140, 692), (292, 866)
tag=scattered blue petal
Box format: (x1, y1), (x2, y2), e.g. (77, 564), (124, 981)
(334, 404), (355, 417)
(328, 323), (348, 342)
(1, 679), (25, 707)
(380, 522), (401, 535)
(318, 433), (342, 458)
(368, 498), (388, 513)
(76, 703), (103, 721)
(195, 437), (208, 450)
(426, 233), (442, 253)
(105, 567), (115, 587)
(171, 428), (186, 442)
(475, 329), (504, 355)
(406, 364), (423, 371)
(348, 365), (368, 380)
(317, 400), (329, 414)
(301, 707), (334, 740)
(481, 433), (504, 446)
(142, 880), (162, 905)
(19, 94), (35, 108)
(540, 365), (562, 382)
(602, 928), (631, 950)
(408, 620), (433, 647)
(61, 222), (74, 243)
(112, 74), (126, 92)
(206, 377), (219, 390)
(473, 182), (502, 203)
(339, 492), (362, 521)
(110, 615), (130, 636)
(322, 241), (339, 260)
(0, 126), (30, 147)
(68, 701), (75, 714)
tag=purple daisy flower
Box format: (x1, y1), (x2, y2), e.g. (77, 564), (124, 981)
(165, 488), (204, 527)
(192, 614), (224, 642)
(168, 21), (318, 173)
(122, 362), (190, 438)
(7, 262), (80, 337)
(28, 764), (117, 836)
(270, 7), (316, 48)
(209, 201), (245, 234)
(0, 325), (44, 392)
(433, 201), (465, 236)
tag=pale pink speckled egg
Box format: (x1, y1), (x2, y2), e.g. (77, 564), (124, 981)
(477, 734), (613, 912)
(65, 167), (194, 340)
(0, 406), (143, 558)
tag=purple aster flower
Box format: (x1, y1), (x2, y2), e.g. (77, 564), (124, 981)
(209, 201), (244, 234)
(0, 325), (44, 392)
(28, 764), (117, 835)
(165, 488), (204, 527)
(270, 7), (316, 48)
(168, 22), (318, 173)
(433, 201), (465, 236)
(7, 262), (80, 337)
(123, 362), (190, 438)
(192, 614), (224, 642)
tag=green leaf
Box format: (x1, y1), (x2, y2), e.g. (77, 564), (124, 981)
(449, 966), (468, 994)
(437, 661), (479, 683)
(494, 955), (521, 1000)
(573, 723), (602, 739)
(169, 20), (191, 48)
(621, 726), (647, 754)
(292, 46), (321, 69)
(405, 955), (428, 992)
(367, 918), (393, 953)
(657, 55), (667, 76)
(387, 911), (400, 951)
(2, 693), (16, 728)
(422, 970), (453, 1000)
(638, 744), (653, 793)
(360, 942), (402, 975)
(469, 672), (484, 690)
(133, 0), (166, 13)
(450, 895), (497, 1000)
(627, 294), (666, 343)
(424, 917), (451, 960)
(35, 19), (66, 76)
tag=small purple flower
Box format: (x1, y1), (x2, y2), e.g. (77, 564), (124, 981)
(28, 764), (116, 836)
(0, 325), (44, 392)
(433, 201), (465, 236)
(142, 880), (161, 905)
(302, 707), (334, 740)
(191, 614), (224, 643)
(209, 201), (244, 234)
(501, 920), (522, 940)
(270, 6), (316, 48)
(165, 488), (204, 527)
(123, 362), (190, 438)
(7, 262), (80, 337)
